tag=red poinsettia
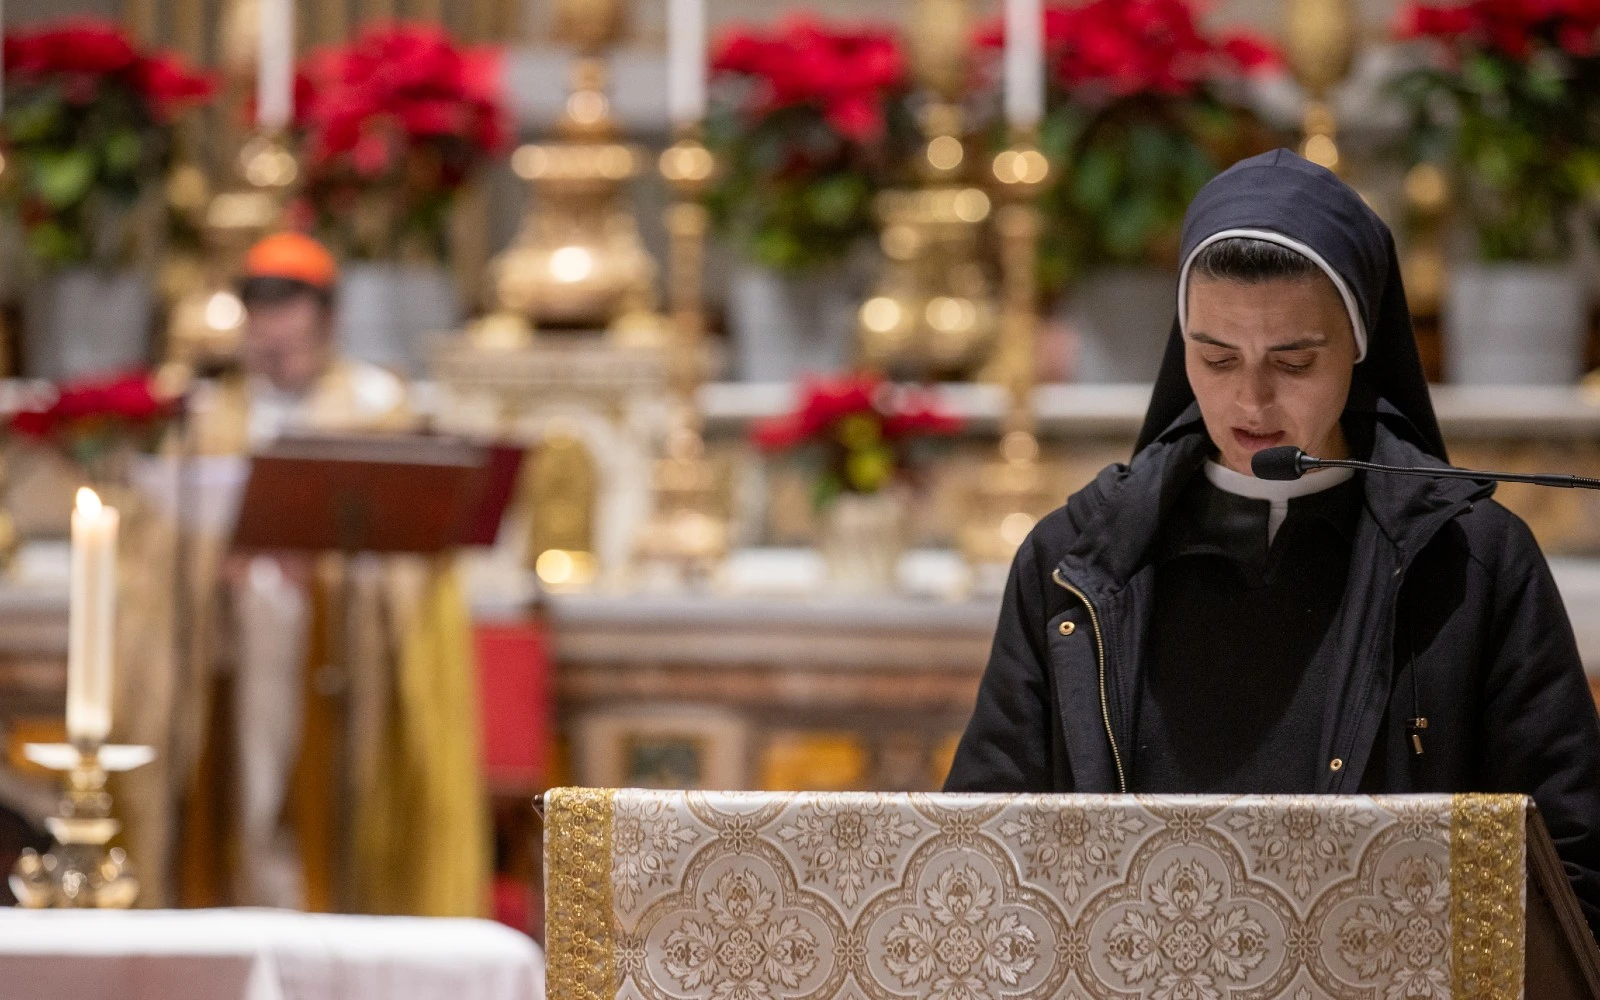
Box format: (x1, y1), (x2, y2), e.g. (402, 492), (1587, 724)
(10, 370), (175, 450)
(711, 16), (906, 143)
(752, 374), (961, 499)
(3, 18), (214, 121)
(3, 18), (214, 266)
(297, 24), (508, 169)
(292, 24), (510, 259)
(977, 0), (1279, 98)
(1398, 0), (1600, 58)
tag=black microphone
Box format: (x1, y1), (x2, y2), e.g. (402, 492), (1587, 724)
(1250, 446), (1309, 481)
(1252, 445), (1600, 490)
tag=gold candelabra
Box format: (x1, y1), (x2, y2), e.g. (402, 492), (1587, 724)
(958, 136), (1060, 570)
(9, 742), (155, 908)
(632, 130), (729, 581)
(483, 0), (659, 342)
(1284, 0), (1360, 174)
(166, 0), (301, 373)
(166, 131), (299, 372)
(858, 0), (997, 377)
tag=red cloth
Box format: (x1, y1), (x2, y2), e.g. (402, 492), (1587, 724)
(491, 875), (531, 934)
(473, 621), (550, 791)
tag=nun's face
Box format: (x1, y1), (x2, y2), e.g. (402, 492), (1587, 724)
(1184, 274), (1356, 476)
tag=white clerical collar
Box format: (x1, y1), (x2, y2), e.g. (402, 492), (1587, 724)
(1204, 460), (1354, 544)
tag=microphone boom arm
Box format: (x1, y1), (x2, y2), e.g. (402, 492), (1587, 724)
(1306, 456), (1600, 491)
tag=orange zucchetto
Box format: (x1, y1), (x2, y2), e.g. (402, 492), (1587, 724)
(242, 232), (339, 290)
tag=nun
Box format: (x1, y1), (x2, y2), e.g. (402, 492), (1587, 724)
(945, 149), (1600, 932)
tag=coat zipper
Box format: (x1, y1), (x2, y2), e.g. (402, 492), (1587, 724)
(1052, 568), (1126, 793)
(1327, 497), (1474, 790)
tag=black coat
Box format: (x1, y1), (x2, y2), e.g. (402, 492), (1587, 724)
(945, 403), (1600, 934)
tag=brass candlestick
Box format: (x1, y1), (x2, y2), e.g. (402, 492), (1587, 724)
(659, 136), (715, 415)
(958, 137), (1060, 571)
(633, 131), (729, 582)
(9, 742), (155, 908)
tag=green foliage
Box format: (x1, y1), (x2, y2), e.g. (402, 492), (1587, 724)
(1388, 44), (1600, 262)
(704, 98), (918, 275)
(2, 79), (174, 268)
(1036, 94), (1275, 294)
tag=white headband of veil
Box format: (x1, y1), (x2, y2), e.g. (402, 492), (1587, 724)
(1177, 227), (1368, 363)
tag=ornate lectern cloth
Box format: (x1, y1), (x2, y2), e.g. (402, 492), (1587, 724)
(545, 790), (1527, 1000)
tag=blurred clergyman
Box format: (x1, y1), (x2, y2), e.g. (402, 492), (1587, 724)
(181, 232), (486, 916)
(199, 232), (409, 449)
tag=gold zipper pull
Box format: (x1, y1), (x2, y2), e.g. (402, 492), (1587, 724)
(1408, 717), (1428, 756)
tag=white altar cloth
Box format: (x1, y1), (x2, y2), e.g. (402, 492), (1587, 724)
(0, 908), (545, 1000)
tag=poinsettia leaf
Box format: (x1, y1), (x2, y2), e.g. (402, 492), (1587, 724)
(1570, 151), (1600, 203)
(4, 91), (66, 144)
(25, 219), (80, 264)
(102, 128), (143, 176)
(803, 172), (868, 227)
(31, 148), (97, 209)
(1072, 146), (1120, 212)
(753, 226), (805, 271)
(812, 473), (842, 511)
(1463, 53), (1506, 96)
(1524, 56), (1566, 103)
(1125, 123), (1173, 184)
(1102, 192), (1161, 261)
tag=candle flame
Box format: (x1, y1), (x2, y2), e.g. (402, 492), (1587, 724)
(75, 487), (103, 517)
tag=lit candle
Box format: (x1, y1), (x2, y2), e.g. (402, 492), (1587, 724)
(1004, 0), (1043, 129)
(667, 0), (706, 127)
(257, 0), (294, 131)
(67, 488), (118, 746)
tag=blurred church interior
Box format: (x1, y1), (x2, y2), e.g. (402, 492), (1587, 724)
(0, 0), (1597, 984)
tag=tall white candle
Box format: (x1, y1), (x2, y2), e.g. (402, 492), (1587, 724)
(67, 488), (118, 746)
(667, 0), (706, 127)
(1004, 0), (1043, 128)
(257, 0), (294, 131)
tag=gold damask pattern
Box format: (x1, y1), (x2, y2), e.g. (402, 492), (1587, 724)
(543, 791), (1530, 1000)
(544, 787), (617, 1000)
(1449, 794), (1526, 1000)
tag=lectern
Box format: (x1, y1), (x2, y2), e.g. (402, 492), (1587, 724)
(543, 790), (1600, 999)
(229, 433), (520, 909)
(232, 434), (520, 554)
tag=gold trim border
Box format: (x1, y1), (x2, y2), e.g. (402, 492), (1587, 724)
(1450, 793), (1526, 999)
(545, 787), (617, 1000)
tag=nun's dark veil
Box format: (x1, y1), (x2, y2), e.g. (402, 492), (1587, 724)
(1132, 148), (1448, 462)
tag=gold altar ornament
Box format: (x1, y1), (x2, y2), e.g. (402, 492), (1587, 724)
(487, 0), (658, 337)
(1284, 0), (1360, 174)
(10, 743), (156, 908)
(525, 427), (601, 590)
(859, 0), (998, 377)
